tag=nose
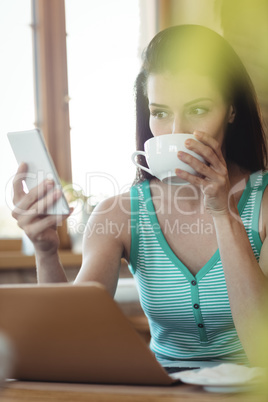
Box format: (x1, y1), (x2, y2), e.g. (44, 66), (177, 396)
(172, 115), (188, 134)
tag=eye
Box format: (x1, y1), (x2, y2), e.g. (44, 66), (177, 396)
(150, 110), (170, 119)
(188, 106), (209, 116)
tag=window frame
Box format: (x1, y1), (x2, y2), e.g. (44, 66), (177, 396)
(0, 0), (169, 257)
(32, 0), (72, 250)
(0, 0), (72, 254)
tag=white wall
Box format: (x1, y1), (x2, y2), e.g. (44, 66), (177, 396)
(170, 0), (222, 33)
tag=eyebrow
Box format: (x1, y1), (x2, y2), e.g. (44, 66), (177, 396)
(149, 103), (169, 108)
(184, 98), (213, 107)
(149, 98), (213, 108)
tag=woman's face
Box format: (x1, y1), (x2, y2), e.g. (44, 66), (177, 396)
(147, 71), (235, 147)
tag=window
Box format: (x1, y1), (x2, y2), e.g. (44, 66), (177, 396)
(0, 0), (159, 254)
(65, 0), (157, 252)
(0, 0), (35, 238)
(65, 0), (142, 201)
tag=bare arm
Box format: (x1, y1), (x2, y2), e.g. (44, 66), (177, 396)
(12, 164), (130, 291)
(74, 194), (131, 297)
(176, 131), (268, 366)
(212, 200), (268, 366)
(12, 163), (69, 283)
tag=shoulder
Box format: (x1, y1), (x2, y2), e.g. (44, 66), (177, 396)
(90, 191), (131, 224)
(92, 179), (149, 215)
(85, 181), (150, 229)
(258, 171), (268, 242)
(258, 182), (268, 276)
(81, 191), (132, 261)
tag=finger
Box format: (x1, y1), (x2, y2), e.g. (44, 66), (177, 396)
(13, 185), (62, 220)
(14, 179), (56, 213)
(177, 151), (219, 181)
(24, 215), (66, 241)
(193, 131), (226, 167)
(12, 163), (28, 205)
(184, 133), (227, 175)
(15, 201), (73, 240)
(175, 167), (204, 187)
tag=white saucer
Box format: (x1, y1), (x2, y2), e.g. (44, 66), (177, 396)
(203, 384), (256, 393)
(172, 365), (265, 393)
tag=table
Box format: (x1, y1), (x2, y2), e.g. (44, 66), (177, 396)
(1, 381), (267, 402)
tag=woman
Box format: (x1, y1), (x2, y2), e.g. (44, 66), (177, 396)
(12, 25), (268, 367)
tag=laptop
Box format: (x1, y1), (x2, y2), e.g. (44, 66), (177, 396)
(0, 282), (204, 385)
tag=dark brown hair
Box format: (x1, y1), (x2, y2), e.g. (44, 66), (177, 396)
(134, 24), (267, 183)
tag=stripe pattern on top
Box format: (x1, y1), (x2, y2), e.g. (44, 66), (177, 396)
(129, 171), (268, 365)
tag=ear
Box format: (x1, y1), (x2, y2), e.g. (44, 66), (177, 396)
(228, 105), (236, 123)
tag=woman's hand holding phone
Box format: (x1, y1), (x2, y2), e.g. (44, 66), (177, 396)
(12, 163), (71, 255)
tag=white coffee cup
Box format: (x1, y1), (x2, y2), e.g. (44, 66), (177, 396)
(131, 133), (205, 185)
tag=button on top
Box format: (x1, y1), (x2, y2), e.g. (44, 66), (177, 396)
(191, 280), (197, 286)
(194, 303), (199, 309)
(198, 323), (204, 328)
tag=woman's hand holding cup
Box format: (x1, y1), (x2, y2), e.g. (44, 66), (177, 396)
(132, 131), (234, 217)
(176, 131), (232, 217)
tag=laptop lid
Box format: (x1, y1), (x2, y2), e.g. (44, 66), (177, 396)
(0, 283), (176, 385)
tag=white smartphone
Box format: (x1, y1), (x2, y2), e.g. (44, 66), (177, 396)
(7, 129), (70, 215)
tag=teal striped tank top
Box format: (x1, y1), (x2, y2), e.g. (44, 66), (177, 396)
(129, 171), (268, 365)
